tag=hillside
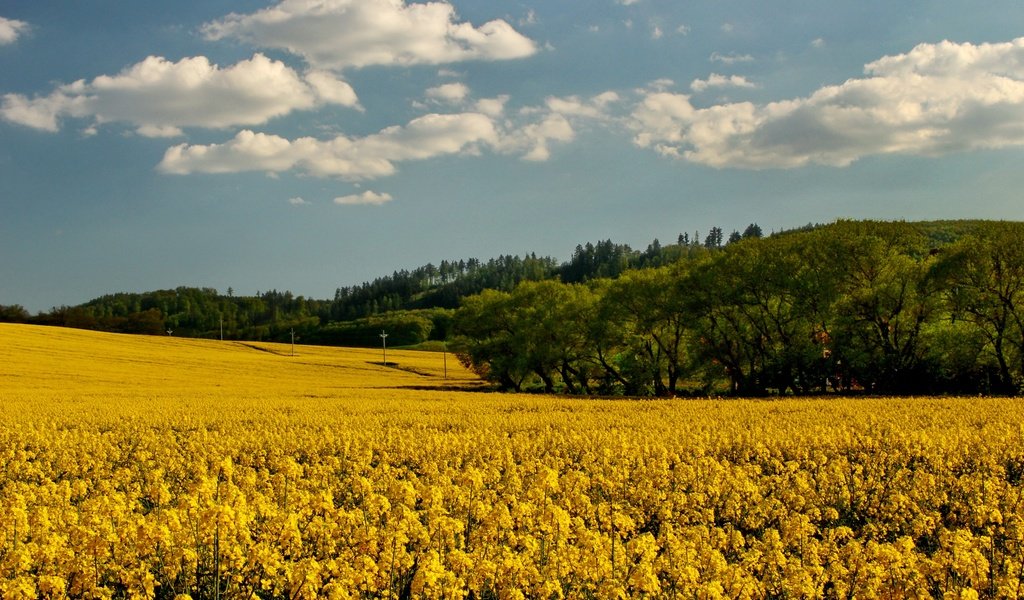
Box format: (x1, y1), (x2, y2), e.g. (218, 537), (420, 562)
(0, 323), (479, 401)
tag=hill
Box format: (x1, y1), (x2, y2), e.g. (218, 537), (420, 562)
(0, 323), (479, 401)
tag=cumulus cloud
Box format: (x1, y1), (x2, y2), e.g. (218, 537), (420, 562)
(494, 92), (618, 161)
(0, 91), (86, 132)
(158, 112), (499, 179)
(156, 93), (610, 179)
(0, 16), (28, 45)
(497, 113), (575, 161)
(305, 70), (359, 107)
(334, 190), (393, 205)
(540, 92), (621, 120)
(288, 196), (310, 206)
(474, 95), (509, 117)
(631, 37), (1024, 169)
(426, 82), (470, 103)
(1, 54), (358, 135)
(690, 73), (757, 92)
(202, 0), (537, 70)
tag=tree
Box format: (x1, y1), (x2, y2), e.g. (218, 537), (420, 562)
(686, 233), (837, 395)
(827, 223), (943, 393)
(599, 267), (694, 395)
(704, 227), (723, 249)
(452, 290), (529, 391)
(937, 224), (1024, 393)
(0, 304), (30, 323)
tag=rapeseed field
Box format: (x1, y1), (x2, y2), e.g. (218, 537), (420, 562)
(2, 323), (1024, 598)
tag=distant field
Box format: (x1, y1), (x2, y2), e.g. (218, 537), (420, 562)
(0, 322), (478, 401)
(2, 323), (1024, 598)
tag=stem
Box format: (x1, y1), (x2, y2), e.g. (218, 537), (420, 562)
(215, 471), (221, 600)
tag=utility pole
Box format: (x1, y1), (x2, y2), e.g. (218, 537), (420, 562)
(290, 328), (296, 356)
(220, 316), (224, 341)
(443, 340), (447, 379)
(380, 330), (388, 366)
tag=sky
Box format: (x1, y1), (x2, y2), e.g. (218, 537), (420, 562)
(3, 1), (1024, 313)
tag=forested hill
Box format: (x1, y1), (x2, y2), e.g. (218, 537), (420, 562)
(0, 219), (1011, 356)
(454, 219), (1024, 396)
(1, 221), (768, 339)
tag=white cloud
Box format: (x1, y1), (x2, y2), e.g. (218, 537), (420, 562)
(305, 70), (360, 107)
(811, 38), (826, 49)
(651, 25), (663, 40)
(0, 91), (85, 132)
(159, 112), (500, 179)
(157, 95), (604, 179)
(676, 25), (691, 36)
(334, 190), (393, 205)
(542, 92), (620, 120)
(631, 92), (695, 152)
(507, 113), (575, 161)
(426, 82), (470, 103)
(497, 93), (616, 161)
(202, 0), (537, 70)
(288, 196), (310, 206)
(1, 54), (358, 134)
(631, 37), (1024, 169)
(617, 0), (641, 5)
(475, 95), (509, 117)
(0, 16), (28, 45)
(690, 73), (757, 93)
(710, 51), (754, 65)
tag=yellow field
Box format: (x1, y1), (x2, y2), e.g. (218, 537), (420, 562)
(2, 323), (1024, 599)
(0, 322), (478, 399)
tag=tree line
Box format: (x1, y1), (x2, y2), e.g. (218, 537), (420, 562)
(452, 220), (1024, 396)
(3, 288), (325, 340)
(1, 225), (758, 343)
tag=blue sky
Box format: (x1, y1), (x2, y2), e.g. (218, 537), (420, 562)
(3, 1), (1024, 312)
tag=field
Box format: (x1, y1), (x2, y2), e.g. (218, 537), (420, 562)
(2, 324), (1024, 599)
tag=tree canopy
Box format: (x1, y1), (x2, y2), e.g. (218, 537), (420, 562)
(452, 220), (1024, 396)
